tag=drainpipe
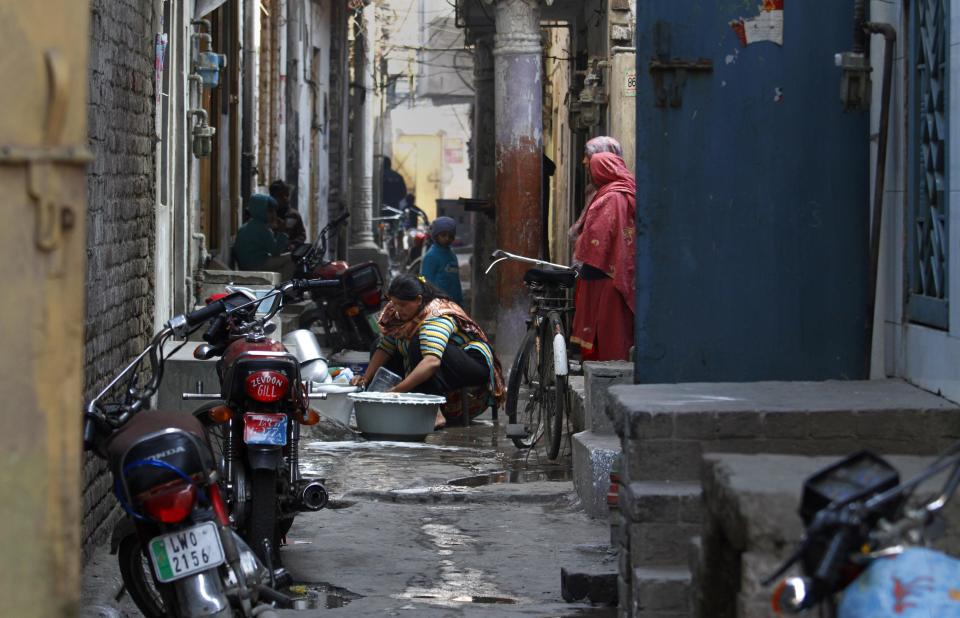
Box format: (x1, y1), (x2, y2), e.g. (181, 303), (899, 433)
(470, 33), (497, 334)
(863, 21), (896, 378)
(241, 0), (256, 201)
(286, 0), (302, 209)
(493, 0), (543, 357)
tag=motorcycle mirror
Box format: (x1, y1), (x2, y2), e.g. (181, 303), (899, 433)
(194, 343), (216, 360)
(264, 323), (277, 335)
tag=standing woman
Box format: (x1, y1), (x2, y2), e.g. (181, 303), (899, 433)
(569, 136), (624, 242)
(570, 152), (637, 361)
(352, 274), (505, 426)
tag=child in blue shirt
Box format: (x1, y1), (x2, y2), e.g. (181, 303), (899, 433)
(421, 216), (464, 306)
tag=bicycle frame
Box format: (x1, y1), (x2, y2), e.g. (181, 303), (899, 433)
(487, 249), (576, 458)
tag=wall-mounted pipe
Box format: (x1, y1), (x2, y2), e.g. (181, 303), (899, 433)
(241, 0), (256, 201)
(864, 21), (896, 378)
(852, 0), (867, 54)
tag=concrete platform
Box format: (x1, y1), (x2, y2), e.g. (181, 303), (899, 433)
(572, 431), (621, 518)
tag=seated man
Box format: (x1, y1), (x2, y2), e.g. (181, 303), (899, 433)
(233, 193), (294, 280)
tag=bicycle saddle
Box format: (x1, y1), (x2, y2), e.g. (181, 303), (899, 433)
(523, 268), (576, 288)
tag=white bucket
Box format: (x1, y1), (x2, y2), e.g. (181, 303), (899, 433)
(311, 384), (360, 425)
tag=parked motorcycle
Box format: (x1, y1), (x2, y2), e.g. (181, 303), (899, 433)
(766, 444), (960, 616)
(372, 203), (430, 274)
(82, 298), (304, 617)
(292, 212), (385, 353)
(189, 278), (341, 571)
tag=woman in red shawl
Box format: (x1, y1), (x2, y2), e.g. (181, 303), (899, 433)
(570, 151), (636, 361)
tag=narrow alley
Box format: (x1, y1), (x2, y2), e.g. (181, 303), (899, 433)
(9, 1), (960, 618)
(82, 413), (616, 617)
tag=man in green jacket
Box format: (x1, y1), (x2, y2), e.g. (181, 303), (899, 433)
(233, 194), (294, 279)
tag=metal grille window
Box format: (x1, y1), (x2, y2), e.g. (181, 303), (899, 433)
(907, 0), (949, 329)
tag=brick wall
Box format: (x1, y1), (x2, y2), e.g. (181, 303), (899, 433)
(82, 0), (156, 562)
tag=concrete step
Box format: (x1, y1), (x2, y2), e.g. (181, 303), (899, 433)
(569, 374), (586, 433)
(583, 361), (633, 435)
(632, 566), (691, 617)
(560, 567), (618, 605)
(572, 431), (622, 518)
(619, 481), (702, 526)
(619, 482), (702, 568)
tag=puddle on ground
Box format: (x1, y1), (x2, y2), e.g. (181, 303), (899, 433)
(393, 521), (522, 607)
(448, 467), (572, 486)
(286, 582), (362, 610)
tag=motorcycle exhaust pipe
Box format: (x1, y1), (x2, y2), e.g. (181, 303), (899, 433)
(299, 481), (329, 511)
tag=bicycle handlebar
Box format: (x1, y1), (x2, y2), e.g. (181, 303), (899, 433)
(484, 249), (576, 275)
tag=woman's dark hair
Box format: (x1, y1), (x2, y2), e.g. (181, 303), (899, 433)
(387, 274), (450, 303)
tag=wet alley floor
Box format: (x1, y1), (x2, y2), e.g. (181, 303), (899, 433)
(81, 410), (617, 617)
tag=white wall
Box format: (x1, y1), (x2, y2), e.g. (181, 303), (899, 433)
(872, 0), (960, 402)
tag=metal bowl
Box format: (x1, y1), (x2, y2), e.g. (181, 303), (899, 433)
(347, 392), (446, 441)
(311, 384), (360, 425)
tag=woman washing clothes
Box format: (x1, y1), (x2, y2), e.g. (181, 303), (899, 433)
(351, 274), (504, 427)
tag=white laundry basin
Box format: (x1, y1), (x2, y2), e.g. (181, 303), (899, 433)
(348, 392), (447, 441)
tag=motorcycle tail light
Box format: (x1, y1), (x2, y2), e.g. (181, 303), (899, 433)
(345, 305), (361, 317)
(244, 370), (290, 403)
(361, 290), (382, 307)
(139, 481), (197, 524)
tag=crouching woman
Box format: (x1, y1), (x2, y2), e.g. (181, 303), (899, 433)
(351, 274), (504, 426)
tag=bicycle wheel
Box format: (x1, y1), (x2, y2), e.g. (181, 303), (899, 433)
(542, 312), (569, 460)
(506, 326), (544, 449)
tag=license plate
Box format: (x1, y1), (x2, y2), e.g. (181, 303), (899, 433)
(148, 521), (225, 583)
(243, 412), (288, 445)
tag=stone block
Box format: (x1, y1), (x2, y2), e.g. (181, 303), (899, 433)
(572, 431), (622, 518)
(624, 439), (702, 483)
(629, 523), (700, 567)
(155, 341), (222, 412)
(569, 375), (586, 433)
(619, 481), (701, 525)
(202, 269), (280, 287)
(584, 360), (634, 435)
(560, 567), (618, 605)
(632, 566), (691, 614)
(625, 410), (674, 440)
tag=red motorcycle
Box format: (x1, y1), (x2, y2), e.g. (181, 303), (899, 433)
(83, 299), (302, 617)
(189, 278), (341, 572)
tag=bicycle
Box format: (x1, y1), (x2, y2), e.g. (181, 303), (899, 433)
(485, 249), (577, 460)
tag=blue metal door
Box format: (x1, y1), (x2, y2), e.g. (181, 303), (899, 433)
(634, 1), (870, 382)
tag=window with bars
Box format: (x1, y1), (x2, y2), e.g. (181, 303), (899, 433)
(907, 0), (949, 329)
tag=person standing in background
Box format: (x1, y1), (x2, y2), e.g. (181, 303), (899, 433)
(269, 179), (307, 249)
(569, 136), (624, 243)
(381, 157), (407, 210)
(420, 216), (464, 306)
(570, 152), (636, 361)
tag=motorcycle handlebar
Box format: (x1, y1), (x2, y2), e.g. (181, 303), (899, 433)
(295, 278), (341, 291)
(184, 298), (227, 327)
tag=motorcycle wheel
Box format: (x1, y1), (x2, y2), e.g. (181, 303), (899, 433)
(118, 534), (172, 618)
(248, 468), (280, 567)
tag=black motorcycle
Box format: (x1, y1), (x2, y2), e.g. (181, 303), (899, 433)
(83, 298), (305, 617)
(292, 212), (384, 353)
